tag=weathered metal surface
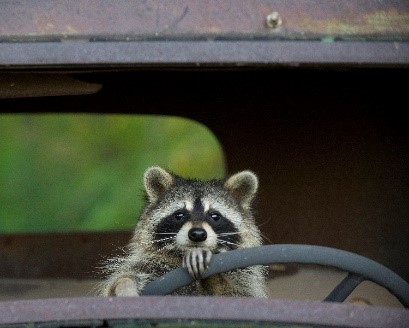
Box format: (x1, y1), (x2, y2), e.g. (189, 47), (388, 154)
(0, 1), (408, 67)
(0, 40), (408, 68)
(0, 0), (408, 41)
(0, 297), (408, 327)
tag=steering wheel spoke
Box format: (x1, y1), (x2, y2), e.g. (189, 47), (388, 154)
(324, 273), (365, 302)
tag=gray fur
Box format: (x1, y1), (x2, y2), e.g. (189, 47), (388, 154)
(98, 166), (267, 297)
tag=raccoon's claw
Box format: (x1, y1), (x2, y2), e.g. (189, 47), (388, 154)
(183, 248), (212, 280)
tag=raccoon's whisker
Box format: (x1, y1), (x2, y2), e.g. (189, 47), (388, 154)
(144, 241), (175, 257)
(257, 216), (273, 228)
(153, 243), (176, 255)
(153, 236), (176, 243)
(217, 239), (240, 247)
(155, 232), (177, 235)
(141, 236), (176, 246)
(217, 232), (242, 236)
(260, 233), (271, 243)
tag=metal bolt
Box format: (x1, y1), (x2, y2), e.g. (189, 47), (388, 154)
(266, 11), (282, 29)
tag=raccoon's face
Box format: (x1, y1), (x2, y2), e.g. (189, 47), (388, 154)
(154, 197), (240, 252)
(141, 166), (258, 254)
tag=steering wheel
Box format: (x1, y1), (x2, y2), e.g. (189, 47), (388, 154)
(140, 244), (409, 308)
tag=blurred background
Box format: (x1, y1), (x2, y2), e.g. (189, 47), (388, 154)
(0, 114), (225, 233)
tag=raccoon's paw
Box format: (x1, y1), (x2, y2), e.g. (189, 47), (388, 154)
(183, 248), (212, 280)
(113, 277), (139, 296)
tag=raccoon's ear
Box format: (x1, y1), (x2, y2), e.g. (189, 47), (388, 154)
(224, 171), (258, 209)
(143, 166), (174, 203)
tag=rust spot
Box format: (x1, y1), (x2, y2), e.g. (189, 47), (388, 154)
(296, 9), (409, 38)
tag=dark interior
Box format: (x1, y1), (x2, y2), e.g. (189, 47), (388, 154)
(1, 68), (408, 282)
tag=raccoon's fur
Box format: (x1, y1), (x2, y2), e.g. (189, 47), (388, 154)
(98, 166), (267, 297)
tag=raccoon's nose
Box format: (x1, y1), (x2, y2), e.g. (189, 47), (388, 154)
(188, 227), (207, 242)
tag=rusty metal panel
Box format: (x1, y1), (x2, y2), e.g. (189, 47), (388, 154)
(0, 0), (408, 41)
(0, 297), (408, 327)
(0, 1), (408, 67)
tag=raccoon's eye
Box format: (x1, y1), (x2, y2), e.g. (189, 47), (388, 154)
(209, 212), (221, 221)
(174, 212), (186, 220)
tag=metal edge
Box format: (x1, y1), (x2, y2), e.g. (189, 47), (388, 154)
(0, 40), (408, 68)
(0, 296), (408, 327)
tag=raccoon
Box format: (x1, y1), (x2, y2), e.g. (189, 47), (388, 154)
(99, 166), (267, 297)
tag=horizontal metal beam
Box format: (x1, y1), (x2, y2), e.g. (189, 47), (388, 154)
(0, 296), (408, 327)
(1, 40), (408, 68)
(1, 0), (408, 41)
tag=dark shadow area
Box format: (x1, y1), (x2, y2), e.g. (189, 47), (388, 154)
(1, 68), (408, 282)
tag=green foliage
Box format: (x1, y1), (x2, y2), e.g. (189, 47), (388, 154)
(0, 114), (225, 233)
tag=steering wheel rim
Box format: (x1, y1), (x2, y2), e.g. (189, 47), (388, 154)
(140, 244), (409, 308)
